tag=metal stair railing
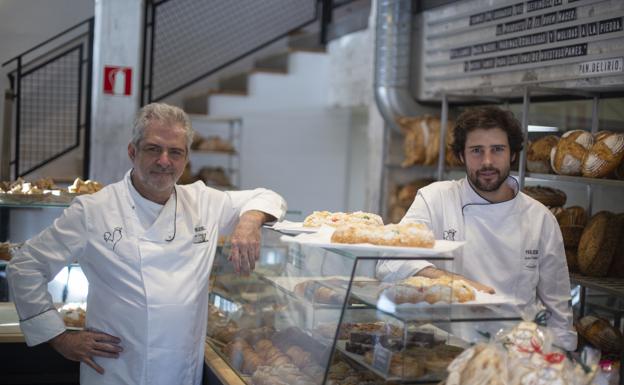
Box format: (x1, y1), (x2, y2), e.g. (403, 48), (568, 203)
(141, 0), (320, 104)
(2, 18), (94, 180)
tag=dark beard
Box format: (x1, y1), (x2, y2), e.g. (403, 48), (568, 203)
(470, 167), (508, 192)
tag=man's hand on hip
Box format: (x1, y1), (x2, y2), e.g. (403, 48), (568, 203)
(49, 329), (123, 374)
(229, 210), (273, 275)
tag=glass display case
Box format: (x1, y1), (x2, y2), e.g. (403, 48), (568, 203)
(206, 227), (522, 385)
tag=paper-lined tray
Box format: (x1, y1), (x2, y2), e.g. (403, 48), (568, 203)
(280, 227), (464, 256)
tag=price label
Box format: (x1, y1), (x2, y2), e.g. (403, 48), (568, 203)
(371, 344), (392, 375)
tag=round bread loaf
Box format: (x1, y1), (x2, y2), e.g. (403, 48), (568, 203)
(577, 211), (619, 277)
(576, 315), (624, 352)
(555, 206), (587, 226)
(582, 131), (624, 178)
(607, 213), (624, 278)
(550, 130), (593, 175)
(527, 135), (559, 173)
(522, 186), (567, 207)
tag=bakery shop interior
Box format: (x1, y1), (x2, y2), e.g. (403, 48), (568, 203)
(1, 1), (624, 385)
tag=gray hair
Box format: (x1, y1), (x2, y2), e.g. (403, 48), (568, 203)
(131, 103), (194, 151)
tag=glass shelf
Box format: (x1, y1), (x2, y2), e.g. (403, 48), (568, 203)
(0, 193), (80, 208)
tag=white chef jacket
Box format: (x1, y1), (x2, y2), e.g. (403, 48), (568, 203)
(377, 176), (577, 350)
(7, 170), (286, 385)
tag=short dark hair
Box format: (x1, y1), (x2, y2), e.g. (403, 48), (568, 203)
(452, 106), (524, 159)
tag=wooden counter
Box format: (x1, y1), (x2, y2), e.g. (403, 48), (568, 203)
(204, 341), (246, 385)
(0, 302), (25, 343)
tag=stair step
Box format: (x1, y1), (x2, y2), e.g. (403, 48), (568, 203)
(288, 32), (325, 52)
(288, 46), (327, 54)
(184, 92), (211, 114)
(251, 68), (288, 75)
(254, 52), (289, 72)
(217, 73), (248, 93)
(209, 89), (248, 96)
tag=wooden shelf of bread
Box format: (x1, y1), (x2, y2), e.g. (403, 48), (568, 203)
(396, 115), (460, 169)
(191, 133), (236, 154)
(527, 129), (624, 181)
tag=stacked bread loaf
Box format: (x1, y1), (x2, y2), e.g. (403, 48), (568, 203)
(551, 130), (594, 175)
(527, 135), (559, 173)
(575, 315), (624, 352)
(581, 131), (624, 178)
(387, 178), (435, 224)
(397, 115), (457, 168)
(545, 130), (624, 178)
(577, 211), (620, 277)
(553, 206), (587, 272)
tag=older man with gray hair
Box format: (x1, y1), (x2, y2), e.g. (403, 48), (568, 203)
(8, 103), (287, 385)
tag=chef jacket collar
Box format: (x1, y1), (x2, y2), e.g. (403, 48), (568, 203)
(124, 169), (177, 242)
(461, 175), (519, 210)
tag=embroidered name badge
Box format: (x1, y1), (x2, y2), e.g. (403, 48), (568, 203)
(193, 225), (208, 244)
(524, 249), (539, 268)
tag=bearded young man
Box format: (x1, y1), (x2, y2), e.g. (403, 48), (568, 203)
(377, 106), (577, 351)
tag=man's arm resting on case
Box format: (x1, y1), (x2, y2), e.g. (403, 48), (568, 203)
(228, 210), (276, 274)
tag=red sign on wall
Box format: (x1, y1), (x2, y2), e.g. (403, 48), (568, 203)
(103, 66), (132, 96)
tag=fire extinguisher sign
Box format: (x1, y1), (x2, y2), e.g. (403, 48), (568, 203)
(103, 66), (132, 96)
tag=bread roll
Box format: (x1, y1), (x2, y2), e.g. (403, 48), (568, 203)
(527, 135), (558, 173)
(576, 315), (624, 352)
(582, 131), (624, 178)
(577, 211), (619, 277)
(550, 130), (593, 175)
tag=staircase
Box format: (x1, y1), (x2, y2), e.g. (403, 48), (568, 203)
(182, 34), (367, 220)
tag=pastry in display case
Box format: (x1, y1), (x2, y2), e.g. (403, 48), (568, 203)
(0, 176), (103, 205)
(206, 226), (523, 384)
